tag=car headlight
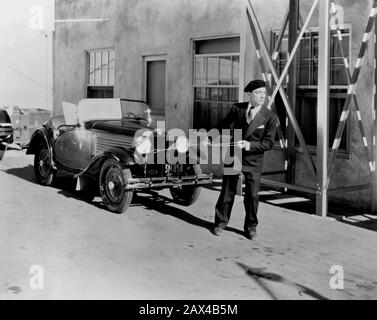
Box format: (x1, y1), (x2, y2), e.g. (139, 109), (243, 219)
(176, 136), (189, 153)
(135, 134), (152, 154)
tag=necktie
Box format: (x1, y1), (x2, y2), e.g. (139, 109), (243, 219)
(247, 106), (254, 124)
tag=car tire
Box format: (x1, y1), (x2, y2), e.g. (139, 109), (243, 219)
(34, 143), (56, 186)
(99, 158), (133, 213)
(169, 164), (202, 206)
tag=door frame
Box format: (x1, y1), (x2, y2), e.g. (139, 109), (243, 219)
(142, 54), (168, 118)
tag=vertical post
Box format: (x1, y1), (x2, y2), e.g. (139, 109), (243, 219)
(239, 2), (247, 103)
(286, 0), (299, 187)
(372, 21), (377, 214)
(316, 0), (330, 217)
(237, 3), (247, 197)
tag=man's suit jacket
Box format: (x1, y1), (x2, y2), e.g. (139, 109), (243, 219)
(217, 102), (278, 173)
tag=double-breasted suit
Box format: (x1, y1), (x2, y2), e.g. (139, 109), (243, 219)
(215, 102), (278, 233)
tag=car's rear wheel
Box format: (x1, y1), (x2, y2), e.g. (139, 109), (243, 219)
(34, 143), (56, 186)
(169, 164), (202, 206)
(99, 159), (133, 213)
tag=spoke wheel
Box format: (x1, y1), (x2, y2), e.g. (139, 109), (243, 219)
(99, 159), (133, 213)
(169, 164), (202, 206)
(34, 143), (56, 186)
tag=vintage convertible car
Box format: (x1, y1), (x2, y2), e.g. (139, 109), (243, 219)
(27, 98), (212, 213)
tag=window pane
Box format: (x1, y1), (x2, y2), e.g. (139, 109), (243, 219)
(208, 88), (219, 101)
(300, 37), (311, 59)
(219, 56), (232, 85)
(194, 87), (206, 100)
(231, 88), (239, 102)
(280, 38), (288, 52)
(109, 51), (115, 85)
(219, 88), (231, 101)
(101, 51), (109, 85)
(89, 52), (95, 84)
(299, 60), (310, 85)
(331, 58), (348, 85)
(195, 57), (206, 86)
(312, 61), (318, 85)
(87, 86), (114, 98)
(193, 39), (240, 130)
(331, 34), (349, 58)
(296, 94), (317, 146)
(95, 52), (102, 85)
(312, 37), (319, 59)
(194, 101), (209, 130)
(195, 37), (240, 54)
(109, 51), (115, 68)
(207, 57), (219, 85)
(232, 56), (239, 85)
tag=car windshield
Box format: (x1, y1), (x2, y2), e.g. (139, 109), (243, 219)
(66, 99), (150, 126)
(120, 99), (150, 121)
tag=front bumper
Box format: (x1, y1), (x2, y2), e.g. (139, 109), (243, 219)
(125, 173), (213, 190)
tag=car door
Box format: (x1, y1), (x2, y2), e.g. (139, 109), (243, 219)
(54, 128), (92, 170)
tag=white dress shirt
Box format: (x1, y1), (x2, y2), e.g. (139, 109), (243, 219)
(246, 103), (262, 123)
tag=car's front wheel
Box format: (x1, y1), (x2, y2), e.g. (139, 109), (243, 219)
(169, 164), (202, 206)
(34, 143), (56, 186)
(99, 159), (133, 213)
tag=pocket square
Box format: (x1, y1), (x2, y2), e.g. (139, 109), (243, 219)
(257, 125), (265, 129)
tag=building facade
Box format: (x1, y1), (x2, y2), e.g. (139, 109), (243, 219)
(54, 0), (376, 210)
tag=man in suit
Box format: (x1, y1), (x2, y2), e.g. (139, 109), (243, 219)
(211, 79), (277, 240)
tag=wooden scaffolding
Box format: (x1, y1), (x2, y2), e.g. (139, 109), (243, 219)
(242, 0), (377, 216)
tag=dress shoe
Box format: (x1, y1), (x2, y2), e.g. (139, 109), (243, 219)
(245, 229), (257, 240)
(212, 227), (224, 236)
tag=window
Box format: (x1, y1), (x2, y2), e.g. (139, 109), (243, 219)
(193, 37), (240, 130)
(272, 27), (351, 153)
(86, 49), (114, 98)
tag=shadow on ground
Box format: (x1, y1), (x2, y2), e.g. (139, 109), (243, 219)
(236, 262), (330, 300)
(3, 165), (37, 184)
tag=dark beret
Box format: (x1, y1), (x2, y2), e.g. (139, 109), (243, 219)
(244, 79), (266, 93)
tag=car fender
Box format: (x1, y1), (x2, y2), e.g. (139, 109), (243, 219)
(26, 128), (56, 169)
(75, 147), (135, 178)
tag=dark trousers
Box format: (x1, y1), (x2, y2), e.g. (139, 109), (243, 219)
(215, 172), (261, 233)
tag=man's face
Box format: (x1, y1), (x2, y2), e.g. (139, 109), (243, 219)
(248, 87), (267, 107)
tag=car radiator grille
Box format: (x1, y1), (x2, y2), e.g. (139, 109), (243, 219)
(93, 131), (134, 156)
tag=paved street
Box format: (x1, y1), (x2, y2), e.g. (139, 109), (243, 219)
(1, 148), (377, 300)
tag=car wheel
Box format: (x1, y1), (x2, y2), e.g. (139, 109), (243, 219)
(170, 164), (202, 206)
(34, 143), (56, 186)
(99, 159), (133, 213)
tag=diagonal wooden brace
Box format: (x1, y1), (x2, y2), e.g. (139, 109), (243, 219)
(327, 0), (377, 187)
(246, 0), (317, 176)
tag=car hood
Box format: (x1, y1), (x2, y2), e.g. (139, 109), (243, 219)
(85, 119), (153, 136)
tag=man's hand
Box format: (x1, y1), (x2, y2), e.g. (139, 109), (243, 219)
(236, 140), (251, 151)
(202, 136), (212, 147)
